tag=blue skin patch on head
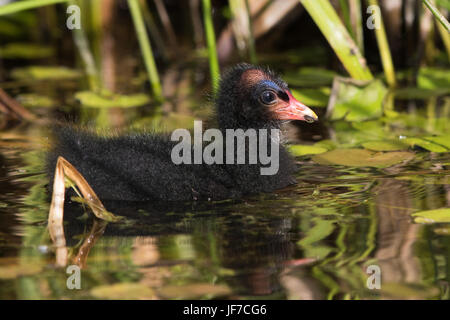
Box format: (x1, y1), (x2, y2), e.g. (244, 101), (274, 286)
(260, 80), (281, 91)
(259, 80), (289, 102)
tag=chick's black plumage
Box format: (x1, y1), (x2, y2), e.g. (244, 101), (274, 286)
(47, 64), (317, 202)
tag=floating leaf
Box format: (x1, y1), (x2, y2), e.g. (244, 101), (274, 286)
(90, 283), (155, 299)
(0, 43), (54, 59)
(75, 91), (150, 108)
(158, 283), (231, 299)
(412, 208), (450, 224)
(288, 145), (328, 156)
(312, 149), (414, 167)
(313, 139), (337, 150)
(423, 135), (450, 149)
(417, 67), (450, 92)
(403, 137), (449, 153)
(328, 78), (387, 121)
(362, 140), (409, 151)
(11, 66), (81, 80)
(351, 120), (387, 138)
(291, 87), (330, 107)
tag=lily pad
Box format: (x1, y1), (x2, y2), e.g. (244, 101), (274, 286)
(423, 136), (450, 149)
(412, 208), (450, 224)
(313, 139), (337, 150)
(75, 91), (151, 108)
(158, 283), (231, 299)
(327, 78), (388, 121)
(403, 137), (449, 153)
(362, 140), (409, 151)
(90, 283), (155, 299)
(288, 145), (328, 156)
(11, 66), (81, 80)
(312, 149), (414, 167)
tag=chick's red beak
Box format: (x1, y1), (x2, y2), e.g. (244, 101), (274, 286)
(273, 90), (318, 123)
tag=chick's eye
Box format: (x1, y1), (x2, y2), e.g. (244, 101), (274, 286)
(260, 91), (277, 105)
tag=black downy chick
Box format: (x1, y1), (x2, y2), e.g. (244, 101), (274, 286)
(47, 64), (318, 202)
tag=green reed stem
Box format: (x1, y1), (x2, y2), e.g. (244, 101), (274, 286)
(128, 0), (163, 102)
(69, 1), (100, 91)
(368, 0), (396, 87)
(300, 0), (373, 81)
(89, 0), (102, 67)
(349, 0), (364, 54)
(436, 19), (450, 61)
(202, 0), (220, 94)
(245, 0), (257, 64)
(339, 0), (353, 38)
(0, 0), (69, 16)
(139, 0), (168, 60)
(423, 0), (450, 32)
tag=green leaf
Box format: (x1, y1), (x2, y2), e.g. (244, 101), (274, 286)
(288, 145), (328, 156)
(403, 137), (449, 152)
(74, 91), (151, 108)
(362, 140), (409, 151)
(412, 208), (450, 224)
(393, 87), (445, 100)
(285, 67), (336, 87)
(312, 149), (414, 167)
(11, 66), (81, 80)
(423, 135), (450, 149)
(298, 219), (336, 247)
(313, 139), (338, 150)
(1, 43), (54, 59)
(417, 67), (450, 91)
(328, 78), (388, 121)
(291, 87), (330, 107)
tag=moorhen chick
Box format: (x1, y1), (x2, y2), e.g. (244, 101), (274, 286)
(47, 63), (318, 202)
